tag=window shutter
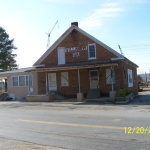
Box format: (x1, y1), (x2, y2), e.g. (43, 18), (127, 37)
(106, 68), (115, 84)
(58, 48), (65, 65)
(61, 72), (69, 86)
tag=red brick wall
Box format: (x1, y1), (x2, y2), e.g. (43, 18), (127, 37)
(38, 72), (46, 94)
(40, 30), (117, 67)
(98, 62), (138, 96)
(37, 62), (138, 97)
(37, 28), (138, 97)
(120, 62), (138, 95)
(38, 69), (90, 97)
(98, 64), (124, 96)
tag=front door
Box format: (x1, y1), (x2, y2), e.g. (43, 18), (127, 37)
(48, 73), (57, 91)
(89, 70), (99, 89)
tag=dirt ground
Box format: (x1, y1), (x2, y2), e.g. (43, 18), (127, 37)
(0, 137), (69, 150)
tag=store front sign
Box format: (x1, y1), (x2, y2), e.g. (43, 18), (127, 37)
(73, 52), (80, 57)
(65, 46), (87, 52)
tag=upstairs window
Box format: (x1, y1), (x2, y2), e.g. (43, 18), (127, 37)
(88, 43), (96, 60)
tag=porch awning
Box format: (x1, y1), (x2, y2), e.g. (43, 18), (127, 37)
(27, 60), (121, 72)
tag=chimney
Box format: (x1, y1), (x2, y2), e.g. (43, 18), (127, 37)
(71, 22), (78, 27)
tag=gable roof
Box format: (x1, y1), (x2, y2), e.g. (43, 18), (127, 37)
(33, 25), (123, 66)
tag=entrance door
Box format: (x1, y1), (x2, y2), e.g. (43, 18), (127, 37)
(89, 70), (99, 89)
(48, 73), (57, 91)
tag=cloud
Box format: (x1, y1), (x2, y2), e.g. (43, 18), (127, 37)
(79, 2), (124, 30)
(141, 40), (150, 44)
(44, 0), (86, 4)
(131, 0), (149, 3)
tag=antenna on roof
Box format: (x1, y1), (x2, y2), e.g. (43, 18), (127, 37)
(46, 20), (59, 49)
(118, 45), (124, 56)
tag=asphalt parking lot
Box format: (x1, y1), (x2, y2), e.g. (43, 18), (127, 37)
(1, 90), (150, 110)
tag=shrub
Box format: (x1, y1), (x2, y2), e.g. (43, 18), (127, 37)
(117, 89), (130, 97)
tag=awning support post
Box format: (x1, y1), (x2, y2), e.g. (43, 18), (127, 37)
(46, 72), (48, 95)
(28, 73), (30, 95)
(78, 69), (80, 93)
(0, 78), (3, 92)
(111, 66), (114, 91)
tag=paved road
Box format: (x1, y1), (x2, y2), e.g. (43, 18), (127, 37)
(0, 91), (150, 150)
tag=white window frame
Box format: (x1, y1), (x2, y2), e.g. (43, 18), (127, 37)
(106, 68), (115, 84)
(26, 75), (33, 87)
(88, 43), (96, 60)
(12, 76), (19, 87)
(61, 72), (69, 86)
(12, 75), (33, 87)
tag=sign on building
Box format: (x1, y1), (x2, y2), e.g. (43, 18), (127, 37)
(128, 69), (133, 87)
(73, 52), (79, 57)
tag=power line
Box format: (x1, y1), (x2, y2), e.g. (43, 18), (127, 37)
(112, 43), (150, 49)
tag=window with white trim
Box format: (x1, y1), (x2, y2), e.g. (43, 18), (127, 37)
(12, 75), (33, 87)
(61, 72), (69, 86)
(19, 76), (25, 86)
(12, 77), (18, 87)
(106, 68), (115, 84)
(88, 43), (96, 59)
(26, 75), (33, 86)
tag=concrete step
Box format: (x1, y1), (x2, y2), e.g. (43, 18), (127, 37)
(49, 92), (68, 101)
(86, 89), (100, 99)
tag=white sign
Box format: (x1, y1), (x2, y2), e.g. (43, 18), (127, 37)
(65, 46), (87, 52)
(73, 52), (79, 57)
(128, 69), (133, 87)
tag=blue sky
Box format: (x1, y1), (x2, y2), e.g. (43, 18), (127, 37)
(0, 0), (150, 74)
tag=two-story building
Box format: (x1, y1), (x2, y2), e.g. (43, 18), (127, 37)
(26, 22), (138, 102)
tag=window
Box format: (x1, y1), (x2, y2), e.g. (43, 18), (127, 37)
(12, 75), (33, 87)
(106, 68), (115, 84)
(61, 72), (69, 86)
(88, 44), (96, 59)
(12, 77), (18, 87)
(26, 75), (33, 86)
(19, 76), (25, 86)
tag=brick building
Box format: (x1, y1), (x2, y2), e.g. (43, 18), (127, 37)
(27, 22), (138, 101)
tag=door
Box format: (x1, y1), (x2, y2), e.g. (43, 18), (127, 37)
(89, 70), (99, 89)
(48, 73), (57, 91)
(58, 48), (65, 65)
